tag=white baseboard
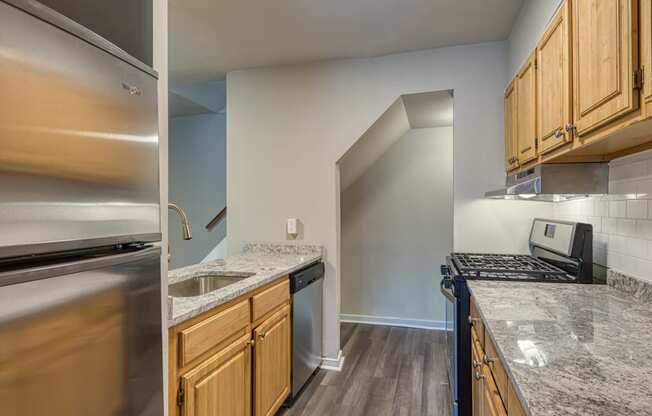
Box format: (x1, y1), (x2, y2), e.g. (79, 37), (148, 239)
(320, 350), (345, 372)
(340, 314), (446, 331)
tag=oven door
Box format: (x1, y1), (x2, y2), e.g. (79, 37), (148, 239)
(440, 266), (458, 416)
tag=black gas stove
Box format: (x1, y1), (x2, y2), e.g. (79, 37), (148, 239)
(440, 219), (601, 416)
(449, 252), (573, 281)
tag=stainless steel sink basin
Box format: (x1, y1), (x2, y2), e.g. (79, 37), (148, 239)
(169, 272), (255, 297)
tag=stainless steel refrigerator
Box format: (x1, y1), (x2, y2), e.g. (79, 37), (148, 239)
(0, 1), (163, 415)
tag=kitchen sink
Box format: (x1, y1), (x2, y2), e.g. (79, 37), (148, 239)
(168, 272), (256, 297)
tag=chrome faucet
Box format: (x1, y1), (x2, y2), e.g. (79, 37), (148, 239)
(168, 202), (192, 240)
(168, 202), (192, 263)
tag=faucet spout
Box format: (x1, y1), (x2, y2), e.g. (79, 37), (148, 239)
(168, 202), (192, 240)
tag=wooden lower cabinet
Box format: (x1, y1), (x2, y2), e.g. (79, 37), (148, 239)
(180, 334), (252, 416)
(480, 363), (507, 416)
(254, 304), (292, 416)
(471, 297), (526, 416)
(170, 276), (292, 416)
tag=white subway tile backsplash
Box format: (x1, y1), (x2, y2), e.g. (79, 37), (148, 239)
(608, 180), (637, 196)
(628, 237), (648, 259)
(546, 152), (652, 272)
(603, 217), (617, 234)
(637, 178), (652, 199)
(610, 235), (627, 253)
(609, 200), (627, 218)
(594, 199), (608, 216)
(617, 219), (637, 236)
(640, 220), (652, 239)
(609, 160), (648, 181)
(627, 199), (648, 219)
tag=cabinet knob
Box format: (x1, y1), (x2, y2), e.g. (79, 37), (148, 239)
(483, 355), (496, 365)
(474, 371), (484, 381)
(472, 359), (482, 369)
(554, 128), (564, 138)
(258, 331), (267, 340)
(248, 339), (256, 348)
(565, 123), (576, 133)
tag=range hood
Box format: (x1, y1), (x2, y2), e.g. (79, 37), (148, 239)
(485, 163), (609, 202)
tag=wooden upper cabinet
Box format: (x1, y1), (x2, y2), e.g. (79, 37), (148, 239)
(504, 82), (519, 171)
(180, 334), (252, 416)
(254, 304), (291, 416)
(572, 0), (639, 137)
(536, 0), (572, 154)
(516, 52), (537, 164)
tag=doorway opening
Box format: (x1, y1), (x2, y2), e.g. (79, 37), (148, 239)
(336, 90), (454, 330)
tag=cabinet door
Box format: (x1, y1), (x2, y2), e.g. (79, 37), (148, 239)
(482, 366), (507, 416)
(504, 81), (519, 171)
(642, 0), (652, 112)
(471, 332), (484, 416)
(516, 52), (537, 164)
(572, 0), (639, 136)
(481, 364), (507, 416)
(536, 0), (572, 154)
(254, 304), (291, 416)
(181, 335), (252, 416)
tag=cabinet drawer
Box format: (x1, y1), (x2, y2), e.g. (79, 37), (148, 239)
(179, 300), (250, 367)
(470, 298), (485, 349)
(485, 333), (508, 405)
(252, 278), (290, 321)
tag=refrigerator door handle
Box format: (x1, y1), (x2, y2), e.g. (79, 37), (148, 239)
(0, 246), (161, 288)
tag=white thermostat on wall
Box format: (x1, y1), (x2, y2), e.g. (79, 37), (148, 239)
(287, 218), (298, 235)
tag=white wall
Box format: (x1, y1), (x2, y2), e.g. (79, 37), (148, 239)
(339, 97), (409, 190)
(507, 0), (563, 79)
(341, 127), (453, 327)
(227, 42), (550, 360)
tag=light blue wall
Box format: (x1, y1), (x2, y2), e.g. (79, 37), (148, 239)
(169, 83), (227, 269)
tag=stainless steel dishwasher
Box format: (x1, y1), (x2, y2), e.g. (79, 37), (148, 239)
(287, 261), (324, 404)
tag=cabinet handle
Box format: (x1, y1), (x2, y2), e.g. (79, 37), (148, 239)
(554, 128), (564, 138)
(483, 355), (496, 365)
(474, 371), (484, 381)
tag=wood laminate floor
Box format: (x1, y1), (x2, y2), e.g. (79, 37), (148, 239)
(279, 323), (451, 416)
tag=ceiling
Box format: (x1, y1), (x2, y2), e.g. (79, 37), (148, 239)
(169, 0), (524, 82)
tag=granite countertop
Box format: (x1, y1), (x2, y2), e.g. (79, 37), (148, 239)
(468, 272), (652, 416)
(167, 242), (323, 327)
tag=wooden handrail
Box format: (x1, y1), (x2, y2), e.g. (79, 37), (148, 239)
(205, 207), (227, 231)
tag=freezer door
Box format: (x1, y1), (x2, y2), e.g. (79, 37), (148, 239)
(0, 1), (160, 258)
(0, 246), (163, 416)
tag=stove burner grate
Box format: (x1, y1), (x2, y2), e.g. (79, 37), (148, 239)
(451, 253), (567, 275)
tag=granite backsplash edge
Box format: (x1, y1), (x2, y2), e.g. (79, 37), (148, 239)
(607, 269), (652, 302)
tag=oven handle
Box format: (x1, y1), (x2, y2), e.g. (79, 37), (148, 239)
(439, 266), (455, 302)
